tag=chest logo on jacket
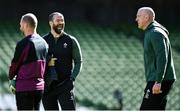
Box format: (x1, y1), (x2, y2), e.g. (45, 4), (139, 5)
(63, 43), (68, 48)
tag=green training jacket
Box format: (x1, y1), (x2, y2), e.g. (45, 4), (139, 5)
(143, 21), (176, 83)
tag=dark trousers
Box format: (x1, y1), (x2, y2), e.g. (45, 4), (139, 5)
(15, 90), (43, 110)
(140, 80), (174, 110)
(42, 79), (75, 110)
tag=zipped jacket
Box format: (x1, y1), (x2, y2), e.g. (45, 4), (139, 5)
(144, 21), (176, 83)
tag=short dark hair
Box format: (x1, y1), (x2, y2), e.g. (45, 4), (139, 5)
(21, 13), (38, 28)
(49, 12), (63, 22)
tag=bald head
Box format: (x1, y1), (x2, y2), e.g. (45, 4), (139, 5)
(136, 7), (155, 30)
(49, 12), (64, 22)
(20, 13), (38, 36)
(138, 7), (155, 22)
(21, 13), (38, 29)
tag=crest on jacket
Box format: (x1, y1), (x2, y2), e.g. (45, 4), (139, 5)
(63, 43), (67, 48)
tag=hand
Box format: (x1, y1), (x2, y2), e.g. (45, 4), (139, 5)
(152, 82), (162, 94)
(48, 58), (57, 66)
(9, 80), (16, 94)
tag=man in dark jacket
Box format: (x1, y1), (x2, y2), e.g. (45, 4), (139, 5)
(136, 7), (176, 110)
(42, 12), (82, 110)
(8, 13), (48, 110)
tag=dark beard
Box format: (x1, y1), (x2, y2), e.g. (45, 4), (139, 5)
(53, 25), (63, 34)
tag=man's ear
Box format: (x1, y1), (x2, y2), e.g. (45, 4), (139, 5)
(145, 15), (150, 21)
(49, 21), (53, 26)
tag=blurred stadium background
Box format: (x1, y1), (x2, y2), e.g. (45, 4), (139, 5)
(0, 0), (180, 110)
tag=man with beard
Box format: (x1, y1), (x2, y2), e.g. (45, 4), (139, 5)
(8, 13), (48, 110)
(42, 12), (83, 110)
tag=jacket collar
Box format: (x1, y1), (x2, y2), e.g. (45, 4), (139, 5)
(145, 21), (169, 35)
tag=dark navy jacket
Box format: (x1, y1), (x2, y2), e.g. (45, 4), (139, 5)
(43, 32), (82, 83)
(9, 33), (48, 92)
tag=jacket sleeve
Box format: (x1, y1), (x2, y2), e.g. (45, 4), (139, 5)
(150, 32), (168, 83)
(9, 42), (23, 80)
(71, 37), (83, 80)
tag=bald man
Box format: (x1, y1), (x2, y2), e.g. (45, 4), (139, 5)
(42, 12), (82, 110)
(9, 13), (48, 110)
(136, 7), (176, 110)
